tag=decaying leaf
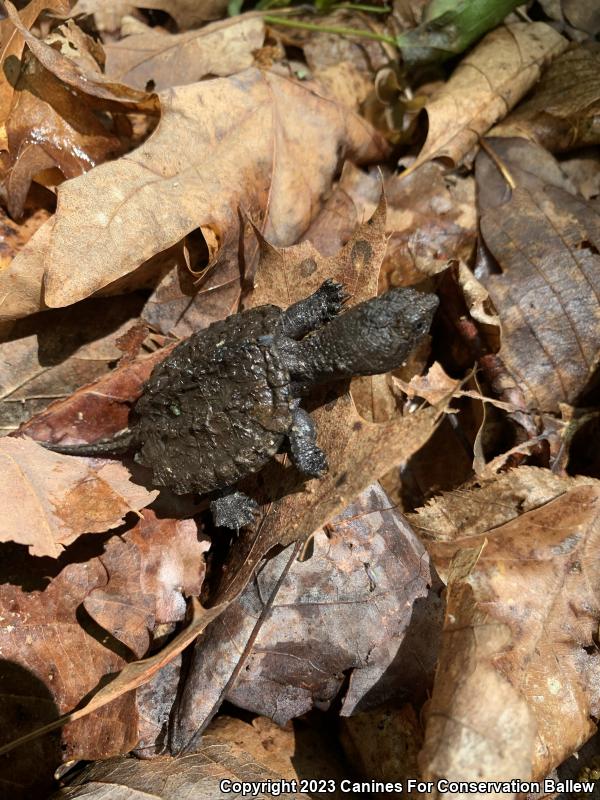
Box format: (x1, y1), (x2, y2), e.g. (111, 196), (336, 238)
(104, 15), (264, 91)
(0, 294), (147, 434)
(300, 161), (476, 286)
(2, 26), (123, 218)
(0, 67), (387, 321)
(492, 46), (600, 152)
(51, 735), (311, 799)
(406, 23), (567, 174)
(172, 484), (443, 748)
(0, 553), (137, 797)
(415, 478), (600, 788)
(83, 511), (208, 658)
(0, 0), (70, 125)
(2, 2), (158, 112)
(0, 436), (157, 557)
(476, 137), (600, 413)
(70, 0), (229, 32)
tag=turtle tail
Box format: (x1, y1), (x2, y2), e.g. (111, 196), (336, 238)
(38, 428), (135, 458)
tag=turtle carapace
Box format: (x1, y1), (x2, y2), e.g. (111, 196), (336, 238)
(39, 281), (439, 529)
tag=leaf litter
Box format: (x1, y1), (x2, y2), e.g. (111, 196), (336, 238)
(0, 0), (600, 796)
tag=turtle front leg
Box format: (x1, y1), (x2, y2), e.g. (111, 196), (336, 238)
(210, 491), (258, 530)
(288, 407), (328, 478)
(280, 279), (347, 339)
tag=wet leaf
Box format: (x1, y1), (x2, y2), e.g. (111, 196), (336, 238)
(0, 436), (157, 557)
(415, 478), (600, 784)
(406, 23), (567, 174)
(104, 16), (264, 91)
(492, 46), (600, 153)
(476, 137), (600, 413)
(0, 67), (387, 321)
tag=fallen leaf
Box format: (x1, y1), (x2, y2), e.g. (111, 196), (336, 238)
(2, 1), (158, 113)
(51, 735), (311, 799)
(0, 436), (157, 556)
(0, 67), (387, 321)
(17, 342), (174, 445)
(0, 202), (50, 273)
(300, 161), (477, 286)
(0, 597), (226, 762)
(383, 162), (476, 284)
(491, 46), (600, 152)
(104, 15), (264, 91)
(341, 705), (423, 786)
(475, 137), (600, 413)
(415, 480), (600, 786)
(0, 0), (70, 125)
(206, 715), (354, 800)
(70, 0), (229, 32)
(172, 484), (443, 747)
(83, 511), (208, 658)
(2, 23), (125, 218)
(0, 293), (147, 435)
(405, 23), (567, 174)
(0, 548), (136, 797)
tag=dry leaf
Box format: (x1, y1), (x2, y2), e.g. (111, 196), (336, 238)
(173, 484), (442, 747)
(0, 436), (157, 556)
(2, 24), (124, 218)
(476, 137), (600, 413)
(2, 1), (158, 112)
(0, 294), (147, 434)
(0, 67), (387, 320)
(418, 482), (600, 789)
(341, 705), (423, 786)
(0, 0), (70, 125)
(492, 46), (600, 152)
(300, 162), (476, 286)
(51, 735), (311, 799)
(406, 23), (567, 174)
(70, 0), (229, 32)
(17, 343), (174, 444)
(104, 16), (264, 91)
(0, 553), (137, 797)
(83, 512), (208, 658)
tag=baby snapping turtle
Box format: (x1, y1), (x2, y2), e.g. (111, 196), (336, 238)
(43, 282), (438, 528)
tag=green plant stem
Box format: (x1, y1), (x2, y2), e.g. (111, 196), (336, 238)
(331, 3), (391, 12)
(263, 14), (396, 43)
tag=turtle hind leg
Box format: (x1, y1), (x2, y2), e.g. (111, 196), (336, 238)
(280, 279), (347, 339)
(288, 407), (328, 478)
(210, 491), (258, 530)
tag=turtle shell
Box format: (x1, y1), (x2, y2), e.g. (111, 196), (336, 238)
(131, 305), (293, 494)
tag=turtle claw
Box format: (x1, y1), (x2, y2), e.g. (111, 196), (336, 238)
(210, 491), (258, 530)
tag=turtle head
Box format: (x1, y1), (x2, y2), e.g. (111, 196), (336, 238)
(329, 287), (439, 376)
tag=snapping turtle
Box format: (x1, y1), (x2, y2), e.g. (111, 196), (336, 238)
(41, 281), (438, 528)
